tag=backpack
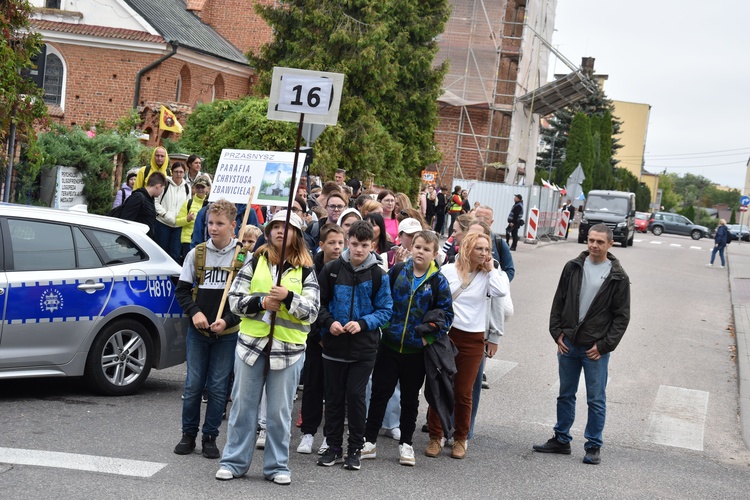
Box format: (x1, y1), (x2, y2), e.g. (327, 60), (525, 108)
(192, 242), (247, 301)
(142, 164), (171, 182)
(107, 203), (126, 218)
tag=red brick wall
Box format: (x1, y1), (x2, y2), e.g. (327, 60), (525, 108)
(199, 0), (275, 55)
(46, 42), (250, 128)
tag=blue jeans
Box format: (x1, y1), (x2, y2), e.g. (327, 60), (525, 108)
(554, 338), (610, 449)
(154, 221), (182, 262)
(468, 355), (485, 439)
(710, 245), (726, 266)
(220, 351), (302, 479)
(182, 326), (237, 437)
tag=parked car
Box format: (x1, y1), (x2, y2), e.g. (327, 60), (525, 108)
(727, 224), (750, 242)
(0, 203), (186, 395)
(647, 212), (711, 240)
(635, 211), (650, 233)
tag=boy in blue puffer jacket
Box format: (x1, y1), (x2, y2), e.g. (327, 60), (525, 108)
(363, 231), (454, 467)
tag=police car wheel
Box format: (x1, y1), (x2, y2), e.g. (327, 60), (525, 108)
(85, 319), (154, 396)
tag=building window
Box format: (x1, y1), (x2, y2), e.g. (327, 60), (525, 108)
(212, 74), (225, 102)
(46, 0), (62, 8)
(43, 52), (64, 106)
(177, 65), (191, 103)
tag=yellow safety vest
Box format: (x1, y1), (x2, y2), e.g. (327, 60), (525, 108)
(239, 255), (309, 345)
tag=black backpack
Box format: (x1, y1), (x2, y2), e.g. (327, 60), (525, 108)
(107, 203), (126, 218)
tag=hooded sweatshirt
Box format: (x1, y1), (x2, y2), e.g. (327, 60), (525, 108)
(317, 250), (393, 361)
(156, 176), (190, 227)
(134, 148), (170, 189)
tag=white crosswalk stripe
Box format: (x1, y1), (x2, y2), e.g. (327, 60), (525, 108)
(643, 385), (708, 451)
(0, 448), (167, 477)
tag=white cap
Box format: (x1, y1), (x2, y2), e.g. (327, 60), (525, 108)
(398, 218), (422, 235)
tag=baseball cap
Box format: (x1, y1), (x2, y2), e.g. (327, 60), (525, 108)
(398, 218), (422, 235)
(514, 193), (523, 201)
(193, 174), (212, 187)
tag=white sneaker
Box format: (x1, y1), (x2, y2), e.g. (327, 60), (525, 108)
(317, 437), (329, 455)
(256, 429), (266, 449)
(706, 263), (713, 267)
(215, 467), (234, 481)
(361, 441), (377, 459)
(383, 427), (401, 441)
(721, 265), (726, 269)
(297, 434), (314, 454)
(272, 474), (291, 485)
(399, 443), (416, 466)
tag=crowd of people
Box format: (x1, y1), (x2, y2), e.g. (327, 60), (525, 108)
(110, 148), (630, 484)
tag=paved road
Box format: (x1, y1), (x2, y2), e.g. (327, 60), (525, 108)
(2, 230), (749, 498)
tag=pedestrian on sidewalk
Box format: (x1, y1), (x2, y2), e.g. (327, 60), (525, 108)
(708, 219), (728, 269)
(533, 223), (630, 465)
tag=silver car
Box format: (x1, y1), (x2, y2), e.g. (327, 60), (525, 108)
(0, 203), (186, 395)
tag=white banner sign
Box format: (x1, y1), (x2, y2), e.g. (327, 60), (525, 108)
(209, 149), (305, 207)
(54, 166), (87, 209)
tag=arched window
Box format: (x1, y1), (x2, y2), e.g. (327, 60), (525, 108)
(43, 50), (65, 107)
(176, 65), (191, 103)
(212, 74), (225, 102)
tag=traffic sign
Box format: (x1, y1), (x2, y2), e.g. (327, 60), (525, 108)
(740, 195), (750, 207)
(267, 67), (345, 126)
(741, 206), (748, 212)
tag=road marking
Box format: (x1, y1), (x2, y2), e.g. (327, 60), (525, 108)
(0, 448), (167, 477)
(670, 243), (682, 247)
(643, 385), (708, 451)
(650, 241), (662, 245)
(485, 359), (517, 382)
(690, 246), (702, 250)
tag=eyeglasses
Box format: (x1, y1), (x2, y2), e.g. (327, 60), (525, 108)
(291, 207), (303, 213)
(400, 210), (409, 217)
(327, 205), (345, 211)
(382, 199), (395, 204)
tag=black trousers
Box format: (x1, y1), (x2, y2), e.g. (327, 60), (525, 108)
(300, 338), (324, 436)
(506, 224), (519, 250)
(365, 344), (425, 445)
(323, 357), (375, 452)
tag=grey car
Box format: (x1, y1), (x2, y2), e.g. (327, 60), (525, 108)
(0, 203), (187, 395)
(647, 212), (712, 240)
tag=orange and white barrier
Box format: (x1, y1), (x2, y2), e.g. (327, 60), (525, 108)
(526, 207), (539, 241)
(556, 211), (570, 237)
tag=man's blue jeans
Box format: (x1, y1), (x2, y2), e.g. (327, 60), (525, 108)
(182, 326), (237, 437)
(554, 338), (610, 449)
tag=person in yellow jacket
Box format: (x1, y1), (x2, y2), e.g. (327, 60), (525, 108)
(134, 146), (170, 190)
(175, 174), (210, 263)
(217, 210), (320, 486)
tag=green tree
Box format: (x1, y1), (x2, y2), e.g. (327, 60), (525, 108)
(1, 0), (48, 197)
(177, 97), (298, 174)
(612, 167), (651, 212)
(250, 0), (449, 194)
(562, 112), (594, 193)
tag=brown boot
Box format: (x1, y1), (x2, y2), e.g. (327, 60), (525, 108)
(451, 439), (467, 459)
(425, 438), (442, 458)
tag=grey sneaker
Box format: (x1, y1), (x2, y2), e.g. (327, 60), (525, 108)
(583, 447), (601, 465)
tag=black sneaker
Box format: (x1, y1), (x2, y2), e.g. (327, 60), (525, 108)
(421, 423), (429, 433)
(317, 446), (343, 467)
(343, 448), (361, 470)
(583, 447), (601, 465)
(174, 434), (196, 455)
(202, 435), (220, 459)
(532, 436), (571, 455)
(481, 373), (490, 390)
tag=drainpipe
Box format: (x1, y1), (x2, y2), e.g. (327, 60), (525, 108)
(133, 41), (178, 109)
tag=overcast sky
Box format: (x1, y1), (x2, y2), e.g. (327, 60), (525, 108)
(550, 0), (749, 191)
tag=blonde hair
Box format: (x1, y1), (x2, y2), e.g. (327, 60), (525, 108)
(456, 232), (491, 285)
(255, 222), (313, 268)
(360, 199), (382, 219)
(240, 225), (262, 241)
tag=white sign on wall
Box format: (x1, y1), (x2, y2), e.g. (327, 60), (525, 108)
(209, 149), (306, 207)
(54, 166), (87, 209)
(268, 67), (345, 125)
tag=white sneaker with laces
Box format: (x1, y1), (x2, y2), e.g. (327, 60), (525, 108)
(215, 468), (234, 481)
(399, 443), (416, 466)
(272, 474), (291, 485)
(256, 429), (266, 449)
(297, 434), (314, 454)
(361, 441), (377, 459)
(317, 437), (329, 455)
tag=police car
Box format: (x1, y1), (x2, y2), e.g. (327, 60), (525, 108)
(0, 203), (186, 395)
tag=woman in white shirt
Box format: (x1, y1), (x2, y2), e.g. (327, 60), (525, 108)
(426, 232), (508, 460)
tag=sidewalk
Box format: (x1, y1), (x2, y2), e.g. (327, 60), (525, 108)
(727, 241), (750, 449)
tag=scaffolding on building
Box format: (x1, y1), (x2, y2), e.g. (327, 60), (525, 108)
(434, 0), (596, 185)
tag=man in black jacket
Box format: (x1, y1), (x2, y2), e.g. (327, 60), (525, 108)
(532, 223), (630, 465)
(506, 194), (523, 250)
(120, 171), (166, 239)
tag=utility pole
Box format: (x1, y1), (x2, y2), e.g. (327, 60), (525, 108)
(548, 131), (559, 181)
